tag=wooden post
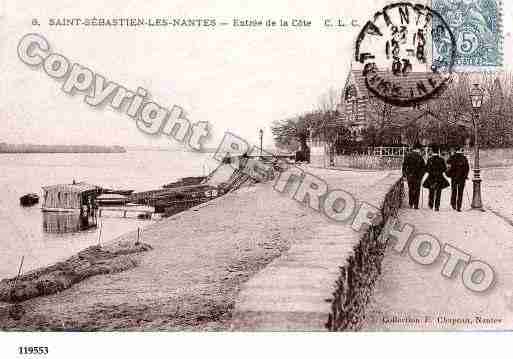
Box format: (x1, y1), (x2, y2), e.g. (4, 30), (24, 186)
(136, 227), (140, 245)
(97, 220), (103, 246)
(11, 256), (25, 301)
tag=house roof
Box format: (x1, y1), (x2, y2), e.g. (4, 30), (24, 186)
(349, 70), (370, 98)
(364, 105), (445, 129)
(401, 110), (441, 128)
(42, 182), (99, 193)
(348, 69), (447, 100)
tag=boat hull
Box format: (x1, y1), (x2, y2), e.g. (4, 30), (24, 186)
(20, 194), (39, 207)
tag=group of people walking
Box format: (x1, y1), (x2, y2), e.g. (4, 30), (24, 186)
(402, 144), (470, 211)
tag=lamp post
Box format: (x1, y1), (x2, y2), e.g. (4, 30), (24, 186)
(469, 83), (484, 211)
(259, 129), (263, 157)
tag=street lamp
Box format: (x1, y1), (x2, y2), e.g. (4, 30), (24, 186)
(469, 83), (484, 211)
(259, 129), (264, 157)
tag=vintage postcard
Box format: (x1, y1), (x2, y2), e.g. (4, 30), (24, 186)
(1, 0), (512, 356)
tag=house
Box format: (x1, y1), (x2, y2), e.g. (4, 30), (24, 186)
(337, 69), (450, 139)
(41, 182), (100, 230)
(42, 182), (100, 211)
(310, 66), (480, 167)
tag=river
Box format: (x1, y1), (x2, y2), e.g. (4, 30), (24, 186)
(0, 150), (217, 279)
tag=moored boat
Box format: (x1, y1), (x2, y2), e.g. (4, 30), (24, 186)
(101, 188), (134, 196)
(96, 193), (129, 206)
(19, 193), (39, 206)
(162, 176), (206, 189)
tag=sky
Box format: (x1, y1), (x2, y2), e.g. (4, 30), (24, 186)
(1, 0), (512, 149)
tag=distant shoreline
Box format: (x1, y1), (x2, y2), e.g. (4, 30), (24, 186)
(0, 143), (126, 153)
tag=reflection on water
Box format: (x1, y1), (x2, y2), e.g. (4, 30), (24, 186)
(0, 150), (217, 278)
(42, 212), (96, 233)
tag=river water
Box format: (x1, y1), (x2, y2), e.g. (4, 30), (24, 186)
(0, 150), (217, 279)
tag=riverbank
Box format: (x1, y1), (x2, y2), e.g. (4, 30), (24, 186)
(0, 241), (152, 304)
(0, 144), (126, 153)
(0, 181), (295, 330)
(229, 168), (401, 331)
(0, 150), (215, 278)
(0, 166), (393, 331)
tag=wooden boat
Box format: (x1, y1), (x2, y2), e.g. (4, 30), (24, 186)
(101, 188), (134, 196)
(20, 193), (39, 206)
(162, 176), (206, 189)
(96, 193), (129, 206)
(98, 204), (154, 219)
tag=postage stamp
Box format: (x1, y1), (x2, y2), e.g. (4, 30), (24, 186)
(432, 0), (503, 70)
(354, 2), (456, 107)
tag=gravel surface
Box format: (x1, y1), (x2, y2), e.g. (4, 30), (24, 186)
(362, 168), (513, 331)
(1, 183), (295, 330)
(0, 165), (391, 331)
(481, 167), (513, 223)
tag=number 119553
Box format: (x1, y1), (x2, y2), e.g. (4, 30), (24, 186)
(18, 346), (49, 355)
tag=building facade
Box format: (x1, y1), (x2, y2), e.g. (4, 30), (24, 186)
(309, 67), (482, 166)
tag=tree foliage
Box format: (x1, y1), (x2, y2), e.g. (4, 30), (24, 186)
(272, 72), (513, 152)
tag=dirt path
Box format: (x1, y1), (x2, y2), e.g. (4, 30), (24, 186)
(0, 166), (391, 331)
(228, 167), (397, 330)
(1, 183), (297, 330)
(362, 183), (513, 330)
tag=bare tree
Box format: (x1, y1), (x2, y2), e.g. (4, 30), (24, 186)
(317, 87), (340, 112)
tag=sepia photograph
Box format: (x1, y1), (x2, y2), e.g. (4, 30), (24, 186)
(0, 0), (512, 357)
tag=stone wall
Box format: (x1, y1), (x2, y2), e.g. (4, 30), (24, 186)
(326, 177), (404, 331)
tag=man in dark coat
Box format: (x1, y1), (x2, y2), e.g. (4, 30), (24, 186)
(402, 144), (426, 209)
(446, 147), (470, 211)
(423, 146), (449, 211)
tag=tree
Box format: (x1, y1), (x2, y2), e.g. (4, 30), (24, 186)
(317, 87), (340, 113)
(366, 96), (397, 145)
(271, 112), (324, 152)
(271, 117), (303, 151)
(425, 72), (513, 149)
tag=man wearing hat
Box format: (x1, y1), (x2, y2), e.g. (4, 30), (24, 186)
(423, 145), (449, 211)
(402, 143), (426, 209)
(446, 146), (470, 211)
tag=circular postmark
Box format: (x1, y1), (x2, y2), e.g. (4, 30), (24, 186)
(354, 2), (457, 106)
